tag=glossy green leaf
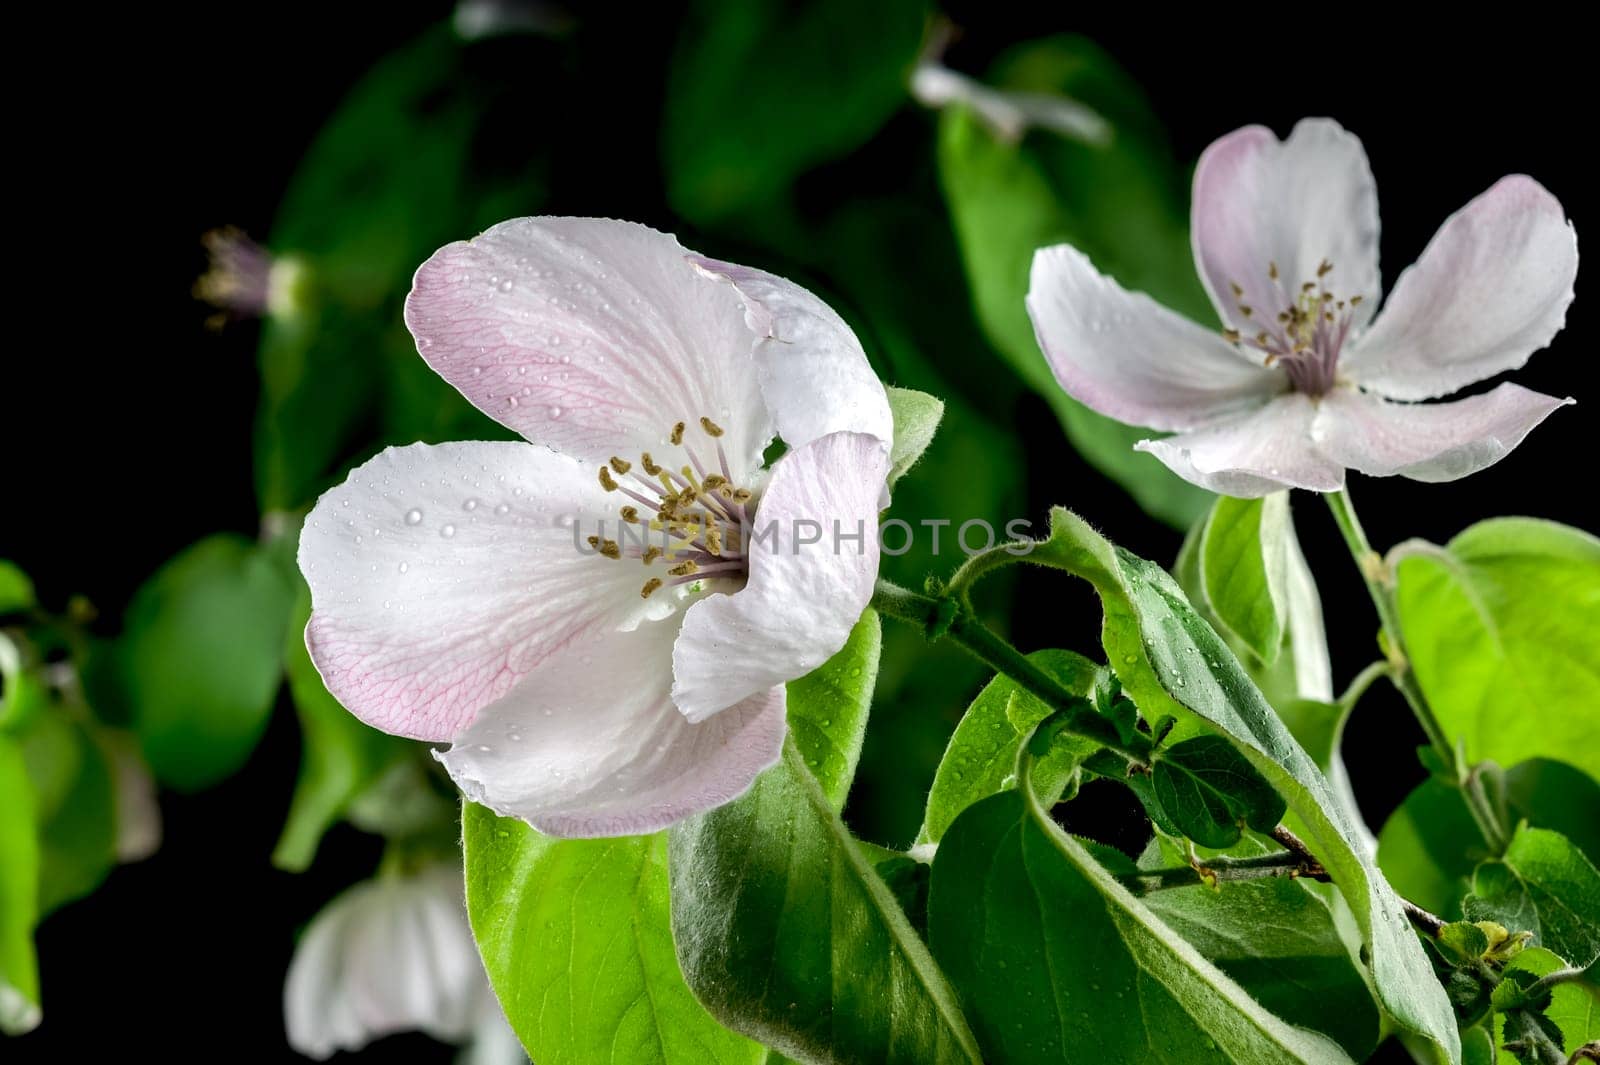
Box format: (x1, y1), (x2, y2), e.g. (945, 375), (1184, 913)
(669, 608), (977, 1061)
(1151, 735), (1287, 849)
(670, 741), (982, 1064)
(1462, 1025), (1497, 1065)
(1392, 518), (1600, 784)
(1465, 826), (1600, 969)
(662, 0), (925, 226)
(464, 809), (762, 1065)
(885, 386), (945, 488)
(1137, 835), (1381, 1058)
(927, 766), (1354, 1061)
(106, 535), (294, 791)
(918, 648), (1102, 845)
(1025, 508), (1460, 1063)
(1198, 494), (1293, 662)
(936, 36), (1211, 526)
(19, 709), (116, 915)
(0, 735), (40, 1035)
(273, 582), (411, 870)
(0, 562), (34, 616)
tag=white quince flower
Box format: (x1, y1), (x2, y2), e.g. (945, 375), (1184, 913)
(299, 218), (891, 836)
(1027, 118), (1577, 496)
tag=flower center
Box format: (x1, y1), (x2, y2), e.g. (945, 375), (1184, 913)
(591, 416), (756, 600)
(1220, 259), (1364, 397)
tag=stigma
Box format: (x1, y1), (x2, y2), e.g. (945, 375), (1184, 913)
(590, 416), (756, 600)
(1220, 259), (1361, 397)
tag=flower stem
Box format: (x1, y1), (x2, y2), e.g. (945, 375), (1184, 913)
(870, 579), (1148, 762)
(1324, 488), (1509, 852)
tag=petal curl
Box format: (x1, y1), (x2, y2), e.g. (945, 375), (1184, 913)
(300, 441), (643, 742)
(1135, 394), (1345, 496)
(405, 217), (772, 473)
(1342, 176), (1578, 400)
(1311, 384), (1572, 481)
(439, 620), (785, 837)
(688, 256), (893, 452)
(1192, 119), (1382, 332)
(1027, 244), (1281, 432)
(671, 431), (887, 722)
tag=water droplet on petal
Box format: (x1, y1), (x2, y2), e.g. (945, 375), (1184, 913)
(398, 561), (410, 573)
(463, 498), (479, 512)
(405, 509), (423, 525)
(498, 279), (514, 293)
(441, 524), (457, 538)
(548, 406), (563, 418)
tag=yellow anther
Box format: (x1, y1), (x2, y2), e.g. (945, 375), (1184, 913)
(1268, 261), (1279, 281)
(599, 539), (621, 560)
(732, 488), (752, 503)
(586, 535), (601, 549)
(641, 453), (662, 476)
(620, 506), (640, 523)
(1317, 259), (1333, 277)
(718, 485), (735, 499)
(1222, 328), (1241, 343)
(640, 577), (663, 599)
(642, 546), (663, 565)
(658, 472), (678, 497)
(702, 473), (728, 490)
(699, 416), (724, 438)
(705, 528), (723, 555)
(668, 560), (699, 577)
(1350, 295), (1364, 306)
(670, 422), (685, 445)
(598, 467), (619, 492)
(1301, 281), (1316, 292)
(609, 456), (632, 474)
(1229, 281), (1244, 298)
(1255, 331), (1269, 346)
(1238, 305), (1253, 318)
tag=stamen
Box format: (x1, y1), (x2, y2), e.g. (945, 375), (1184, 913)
(609, 456), (632, 474)
(1229, 281), (1244, 298)
(668, 560), (699, 577)
(598, 467), (619, 492)
(704, 528), (723, 556)
(699, 416), (724, 438)
(620, 506), (640, 523)
(1268, 261), (1279, 281)
(1317, 259), (1334, 277)
(1222, 328), (1241, 343)
(598, 539), (621, 560)
(1238, 305), (1253, 318)
(642, 546), (663, 565)
(641, 453), (662, 476)
(670, 422), (685, 446)
(640, 578), (663, 599)
(732, 488), (752, 503)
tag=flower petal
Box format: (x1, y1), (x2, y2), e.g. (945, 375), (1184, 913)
(689, 256), (893, 451)
(439, 619), (785, 837)
(1026, 244), (1282, 432)
(1341, 176), (1578, 400)
(300, 441), (644, 743)
(671, 431), (887, 722)
(1312, 384), (1572, 481)
(1135, 394), (1345, 497)
(405, 217), (773, 472)
(1192, 119), (1381, 332)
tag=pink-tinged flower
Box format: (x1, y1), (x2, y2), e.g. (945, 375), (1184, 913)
(298, 218), (891, 837)
(1026, 119), (1578, 497)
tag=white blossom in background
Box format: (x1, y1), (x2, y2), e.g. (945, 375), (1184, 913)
(1028, 118), (1577, 496)
(910, 59), (1109, 146)
(284, 863), (522, 1063)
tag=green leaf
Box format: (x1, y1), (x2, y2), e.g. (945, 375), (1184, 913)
(106, 535), (294, 791)
(1137, 835), (1381, 1058)
(669, 741), (983, 1063)
(1198, 494), (1294, 662)
(784, 609), (881, 811)
(927, 782), (1355, 1060)
(662, 0), (925, 226)
(0, 561), (34, 616)
(1462, 1025), (1497, 1065)
(463, 809), (761, 1065)
(1376, 761), (1600, 920)
(1498, 947), (1600, 1064)
(0, 634), (46, 733)
(1151, 734), (1288, 849)
(1024, 508), (1460, 1063)
(919, 648), (1102, 844)
(19, 709), (116, 915)
(935, 36), (1211, 527)
(273, 582), (410, 871)
(885, 386), (944, 488)
(0, 735), (40, 1035)
(1466, 826), (1600, 969)
(1393, 518), (1600, 784)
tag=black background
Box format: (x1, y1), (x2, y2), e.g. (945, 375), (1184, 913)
(7, 4), (1592, 1060)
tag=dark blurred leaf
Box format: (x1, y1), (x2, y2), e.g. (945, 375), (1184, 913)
(0, 735), (40, 1034)
(935, 36), (1211, 526)
(272, 581), (411, 871)
(0, 561), (34, 616)
(18, 709), (115, 914)
(663, 0), (926, 226)
(109, 535), (294, 791)
(258, 24), (552, 509)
